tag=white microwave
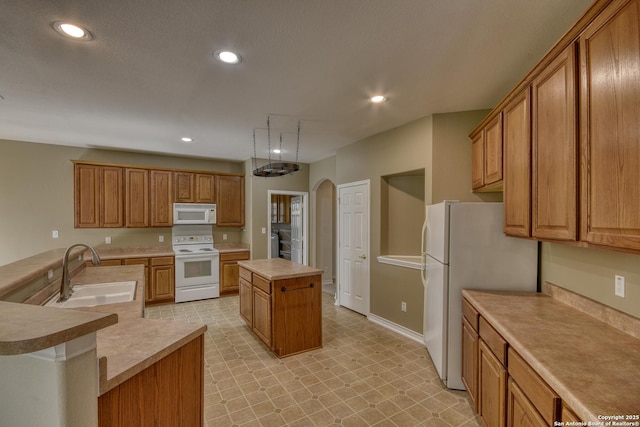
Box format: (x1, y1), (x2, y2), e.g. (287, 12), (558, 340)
(173, 203), (217, 225)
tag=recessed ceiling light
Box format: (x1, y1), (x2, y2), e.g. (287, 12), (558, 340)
(370, 95), (386, 103)
(214, 50), (241, 64)
(181, 137), (194, 143)
(52, 21), (93, 41)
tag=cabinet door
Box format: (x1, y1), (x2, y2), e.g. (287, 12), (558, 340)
(471, 131), (485, 190)
(478, 340), (507, 427)
(580, 0), (640, 250)
(484, 113), (503, 186)
(503, 88), (532, 237)
(150, 170), (173, 227)
(507, 379), (547, 427)
(149, 264), (174, 303)
(462, 317), (479, 411)
(100, 167), (124, 228)
(239, 278), (253, 325)
(74, 163), (101, 228)
(220, 252), (249, 294)
(252, 287), (272, 347)
(195, 174), (215, 203)
(531, 44), (577, 241)
(125, 168), (150, 228)
(216, 175), (245, 227)
(175, 172), (195, 203)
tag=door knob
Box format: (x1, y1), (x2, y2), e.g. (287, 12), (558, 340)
(359, 254), (367, 259)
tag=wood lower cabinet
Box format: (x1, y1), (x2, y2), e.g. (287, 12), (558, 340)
(98, 335), (204, 427)
(239, 263), (322, 357)
(464, 296), (563, 427)
(478, 339), (507, 427)
(580, 0), (640, 250)
(508, 379), (547, 427)
(220, 251), (250, 295)
(531, 44), (577, 241)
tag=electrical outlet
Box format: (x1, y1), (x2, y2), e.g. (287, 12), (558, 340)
(223, 233), (228, 241)
(158, 235), (164, 243)
(52, 230), (59, 239)
(105, 236), (112, 244)
(401, 302), (407, 312)
(615, 275), (625, 297)
(262, 227), (266, 234)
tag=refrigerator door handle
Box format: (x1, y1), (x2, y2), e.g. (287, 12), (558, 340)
(421, 215), (427, 287)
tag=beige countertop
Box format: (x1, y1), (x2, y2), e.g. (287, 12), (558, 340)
(0, 300), (117, 355)
(462, 289), (640, 422)
(215, 242), (250, 253)
(92, 245), (174, 260)
(238, 258), (322, 280)
(0, 247), (87, 299)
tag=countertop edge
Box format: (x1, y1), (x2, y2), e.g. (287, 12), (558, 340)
(238, 259), (322, 281)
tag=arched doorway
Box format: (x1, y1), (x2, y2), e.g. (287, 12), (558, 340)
(312, 179), (336, 296)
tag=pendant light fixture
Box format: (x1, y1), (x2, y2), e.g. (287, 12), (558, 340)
(252, 116), (301, 177)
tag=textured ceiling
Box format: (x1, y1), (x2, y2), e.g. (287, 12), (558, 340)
(0, 0), (593, 163)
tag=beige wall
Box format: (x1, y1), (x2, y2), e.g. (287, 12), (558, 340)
(541, 243), (640, 318)
(382, 173), (425, 255)
(332, 111), (492, 333)
(244, 159), (310, 260)
(0, 139), (243, 266)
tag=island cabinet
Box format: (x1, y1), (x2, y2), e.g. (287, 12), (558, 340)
(238, 259), (322, 357)
(98, 332), (204, 427)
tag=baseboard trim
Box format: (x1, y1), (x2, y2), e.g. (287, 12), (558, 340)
(367, 313), (424, 344)
(322, 279), (334, 286)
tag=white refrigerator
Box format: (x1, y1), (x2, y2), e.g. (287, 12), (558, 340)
(423, 201), (537, 390)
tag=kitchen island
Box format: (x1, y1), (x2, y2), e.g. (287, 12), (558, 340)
(238, 258), (322, 357)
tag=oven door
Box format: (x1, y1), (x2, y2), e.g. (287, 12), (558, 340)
(175, 253), (219, 288)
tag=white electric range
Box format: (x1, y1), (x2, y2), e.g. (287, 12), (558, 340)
(172, 225), (220, 303)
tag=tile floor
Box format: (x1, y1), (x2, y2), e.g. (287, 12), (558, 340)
(146, 290), (481, 427)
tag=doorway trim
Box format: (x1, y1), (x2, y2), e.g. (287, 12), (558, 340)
(267, 190), (309, 265)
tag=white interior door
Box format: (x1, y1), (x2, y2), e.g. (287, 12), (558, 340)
(337, 180), (369, 315)
(290, 196), (303, 264)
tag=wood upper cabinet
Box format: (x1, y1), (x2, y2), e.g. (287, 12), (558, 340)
(531, 44), (578, 241)
(174, 172), (195, 203)
(74, 164), (123, 228)
(125, 168), (149, 227)
(503, 88), (532, 238)
(471, 114), (503, 192)
(485, 114), (503, 186)
(195, 174), (215, 203)
(580, 0), (640, 250)
(216, 175), (245, 227)
(150, 170), (173, 227)
(471, 131), (485, 190)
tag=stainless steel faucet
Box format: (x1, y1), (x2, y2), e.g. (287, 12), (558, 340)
(58, 243), (101, 302)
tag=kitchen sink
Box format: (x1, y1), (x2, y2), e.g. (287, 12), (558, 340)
(44, 281), (137, 308)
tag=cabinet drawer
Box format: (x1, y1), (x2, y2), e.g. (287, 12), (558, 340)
(562, 404), (581, 423)
(220, 251), (250, 262)
(239, 267), (252, 282)
(508, 348), (560, 425)
(479, 317), (507, 365)
(151, 256), (174, 266)
(123, 258), (149, 266)
(253, 274), (271, 294)
(462, 298), (479, 331)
